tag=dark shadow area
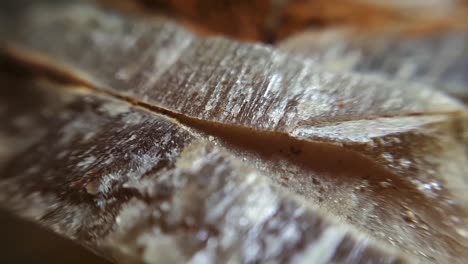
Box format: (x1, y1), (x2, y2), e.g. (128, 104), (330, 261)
(0, 209), (111, 264)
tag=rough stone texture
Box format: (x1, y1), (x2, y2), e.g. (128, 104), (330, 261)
(0, 1), (468, 264)
(0, 74), (407, 263)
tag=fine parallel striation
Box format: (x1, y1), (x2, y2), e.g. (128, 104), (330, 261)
(0, 1), (467, 263)
(0, 72), (407, 263)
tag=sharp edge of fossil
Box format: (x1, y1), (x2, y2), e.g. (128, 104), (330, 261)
(0, 1), (467, 263)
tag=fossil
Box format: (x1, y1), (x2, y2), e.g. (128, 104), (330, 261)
(0, 1), (467, 263)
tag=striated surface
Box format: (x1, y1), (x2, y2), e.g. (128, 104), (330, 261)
(280, 29), (468, 103)
(1, 2), (464, 128)
(0, 1), (468, 264)
(0, 73), (408, 263)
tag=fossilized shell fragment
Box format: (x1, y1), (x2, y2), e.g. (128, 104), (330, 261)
(0, 72), (410, 263)
(0, 1), (467, 264)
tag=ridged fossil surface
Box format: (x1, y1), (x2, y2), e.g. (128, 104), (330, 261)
(0, 1), (467, 263)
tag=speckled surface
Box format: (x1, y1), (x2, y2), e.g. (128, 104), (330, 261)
(0, 1), (468, 263)
(0, 74), (408, 264)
